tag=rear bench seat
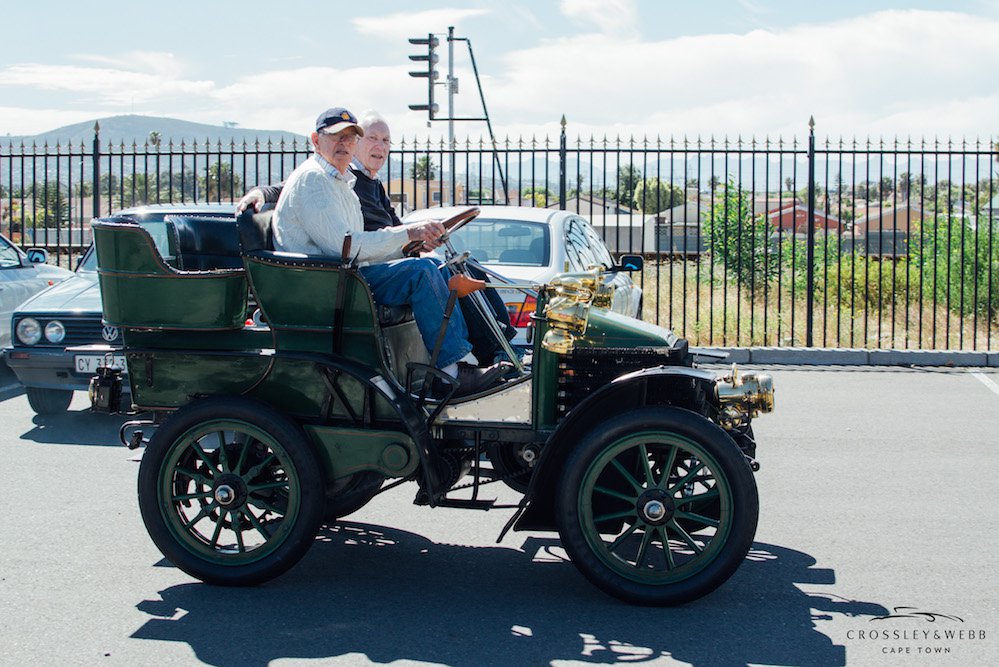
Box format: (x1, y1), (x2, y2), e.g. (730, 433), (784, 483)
(235, 209), (413, 327)
(165, 215), (244, 270)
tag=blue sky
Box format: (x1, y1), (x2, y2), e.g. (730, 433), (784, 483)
(1, 1), (997, 141)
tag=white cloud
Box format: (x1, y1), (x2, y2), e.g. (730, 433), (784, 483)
(72, 51), (186, 78)
(353, 8), (491, 41)
(0, 51), (213, 108)
(0, 9), (996, 144)
(560, 0), (638, 36)
(210, 65), (426, 137)
(486, 9), (999, 140)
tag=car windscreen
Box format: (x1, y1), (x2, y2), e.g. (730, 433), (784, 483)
(449, 218), (550, 267)
(79, 219), (173, 273)
(0, 235), (24, 268)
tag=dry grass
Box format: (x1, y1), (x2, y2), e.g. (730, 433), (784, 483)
(637, 259), (999, 350)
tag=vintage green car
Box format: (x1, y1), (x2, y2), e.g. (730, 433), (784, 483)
(90, 204), (774, 606)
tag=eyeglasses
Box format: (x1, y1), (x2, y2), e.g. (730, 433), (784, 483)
(363, 136), (392, 147)
(321, 131), (359, 145)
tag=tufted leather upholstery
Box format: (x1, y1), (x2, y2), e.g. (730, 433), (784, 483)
(165, 215), (243, 270)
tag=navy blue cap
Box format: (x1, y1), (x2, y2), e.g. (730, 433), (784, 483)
(315, 107), (364, 136)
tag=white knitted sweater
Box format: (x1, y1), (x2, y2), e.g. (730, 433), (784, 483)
(272, 154), (408, 265)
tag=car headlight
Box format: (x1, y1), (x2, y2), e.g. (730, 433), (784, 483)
(16, 317), (42, 345)
(44, 320), (66, 343)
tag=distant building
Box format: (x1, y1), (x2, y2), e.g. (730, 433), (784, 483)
(385, 179), (465, 211)
(851, 204), (927, 256)
(766, 201), (843, 233)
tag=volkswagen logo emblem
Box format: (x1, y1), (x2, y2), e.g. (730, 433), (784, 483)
(102, 325), (120, 342)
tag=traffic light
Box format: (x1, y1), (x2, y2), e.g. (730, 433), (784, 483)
(408, 34), (439, 119)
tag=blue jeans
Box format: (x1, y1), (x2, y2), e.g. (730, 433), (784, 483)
(428, 258), (515, 364)
(360, 258), (472, 369)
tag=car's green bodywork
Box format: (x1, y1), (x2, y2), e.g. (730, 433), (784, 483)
(90, 205), (776, 604)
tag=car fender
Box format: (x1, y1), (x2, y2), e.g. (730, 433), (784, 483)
(511, 365), (719, 533)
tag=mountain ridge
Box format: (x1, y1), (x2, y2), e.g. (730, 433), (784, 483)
(2, 114), (308, 147)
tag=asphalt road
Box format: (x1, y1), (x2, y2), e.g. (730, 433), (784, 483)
(0, 366), (996, 666)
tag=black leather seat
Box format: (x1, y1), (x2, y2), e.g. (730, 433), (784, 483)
(235, 209), (274, 255)
(166, 215), (243, 270)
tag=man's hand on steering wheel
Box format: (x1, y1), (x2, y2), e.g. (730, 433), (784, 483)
(405, 220), (447, 251)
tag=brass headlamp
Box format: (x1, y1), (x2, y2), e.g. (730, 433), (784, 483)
(541, 269), (609, 354)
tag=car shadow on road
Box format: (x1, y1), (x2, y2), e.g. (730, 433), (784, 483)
(131, 522), (885, 667)
(20, 409), (149, 447)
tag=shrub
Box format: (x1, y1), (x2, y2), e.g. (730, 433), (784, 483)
(911, 217), (999, 321)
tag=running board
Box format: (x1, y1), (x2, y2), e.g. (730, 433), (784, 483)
(434, 498), (496, 510)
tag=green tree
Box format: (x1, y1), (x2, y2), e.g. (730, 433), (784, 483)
(897, 172), (912, 200)
(615, 165), (641, 204)
(880, 177), (894, 201)
(702, 182), (778, 290)
(522, 186), (554, 208)
(632, 178), (684, 213)
(410, 156), (437, 180)
(911, 216), (999, 320)
(32, 185), (70, 228)
(99, 174), (120, 196)
(201, 161), (243, 201)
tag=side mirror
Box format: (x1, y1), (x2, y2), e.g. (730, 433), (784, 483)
(615, 254), (643, 273)
(25, 248), (48, 264)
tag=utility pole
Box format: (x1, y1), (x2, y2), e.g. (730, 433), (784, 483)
(407, 28), (509, 204)
(447, 26), (457, 205)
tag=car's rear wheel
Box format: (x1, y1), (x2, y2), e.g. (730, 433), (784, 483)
(25, 387), (74, 415)
(138, 396), (324, 586)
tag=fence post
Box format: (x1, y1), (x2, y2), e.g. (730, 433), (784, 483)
(559, 115), (567, 210)
(805, 116), (816, 347)
(92, 122), (101, 219)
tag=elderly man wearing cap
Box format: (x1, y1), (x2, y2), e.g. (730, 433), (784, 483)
(271, 107), (508, 398)
(240, 109), (515, 365)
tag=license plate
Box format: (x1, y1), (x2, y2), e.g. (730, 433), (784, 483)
(74, 354), (126, 374)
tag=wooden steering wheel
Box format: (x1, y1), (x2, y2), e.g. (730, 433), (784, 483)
(402, 206), (480, 257)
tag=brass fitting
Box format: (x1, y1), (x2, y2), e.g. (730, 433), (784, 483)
(540, 270), (607, 354)
(715, 364), (775, 427)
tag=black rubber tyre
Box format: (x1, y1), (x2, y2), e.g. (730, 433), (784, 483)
(555, 406), (758, 606)
(25, 387), (73, 415)
(138, 397), (325, 586)
(324, 471), (384, 522)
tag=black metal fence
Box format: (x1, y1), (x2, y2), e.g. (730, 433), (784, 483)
(2, 122), (996, 351)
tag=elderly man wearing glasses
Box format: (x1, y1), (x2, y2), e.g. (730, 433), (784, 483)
(271, 107), (509, 398)
(241, 109), (515, 367)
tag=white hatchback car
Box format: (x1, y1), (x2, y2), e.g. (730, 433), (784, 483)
(403, 205), (643, 344)
(0, 234), (73, 348)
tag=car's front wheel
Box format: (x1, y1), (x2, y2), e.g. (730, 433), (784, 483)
(25, 387), (74, 415)
(556, 407), (758, 606)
